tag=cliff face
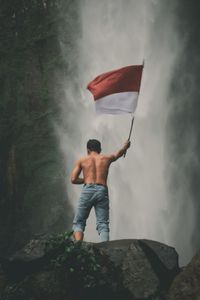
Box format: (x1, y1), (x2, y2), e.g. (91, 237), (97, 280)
(0, 0), (78, 254)
(167, 1), (200, 253)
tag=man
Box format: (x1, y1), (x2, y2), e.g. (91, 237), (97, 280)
(71, 139), (131, 242)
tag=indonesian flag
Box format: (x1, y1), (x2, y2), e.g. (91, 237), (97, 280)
(87, 65), (143, 114)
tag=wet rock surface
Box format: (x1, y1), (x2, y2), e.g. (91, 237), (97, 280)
(167, 249), (200, 300)
(0, 238), (180, 300)
(95, 239), (179, 299)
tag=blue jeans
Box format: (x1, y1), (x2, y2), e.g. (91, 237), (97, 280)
(72, 184), (109, 242)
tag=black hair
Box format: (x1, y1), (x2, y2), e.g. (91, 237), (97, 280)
(87, 139), (101, 153)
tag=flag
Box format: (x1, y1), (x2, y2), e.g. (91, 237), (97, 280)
(87, 65), (143, 114)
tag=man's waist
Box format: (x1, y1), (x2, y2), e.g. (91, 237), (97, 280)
(83, 183), (107, 187)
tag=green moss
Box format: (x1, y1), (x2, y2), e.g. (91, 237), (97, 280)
(45, 232), (119, 290)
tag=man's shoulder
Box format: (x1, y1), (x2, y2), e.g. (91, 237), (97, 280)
(101, 154), (115, 161)
(78, 155), (95, 165)
(78, 156), (88, 163)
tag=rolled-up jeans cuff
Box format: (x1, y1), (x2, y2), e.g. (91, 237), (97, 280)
(99, 231), (109, 242)
(72, 226), (84, 232)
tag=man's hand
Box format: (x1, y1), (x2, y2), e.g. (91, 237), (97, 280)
(110, 140), (131, 162)
(71, 159), (84, 184)
(122, 140), (131, 158)
(123, 140), (131, 151)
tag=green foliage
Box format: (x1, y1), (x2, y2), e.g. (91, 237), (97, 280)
(45, 232), (117, 290)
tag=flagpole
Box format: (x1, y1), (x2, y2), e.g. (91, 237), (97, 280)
(128, 115), (134, 141)
(123, 59), (145, 158)
(123, 114), (135, 157)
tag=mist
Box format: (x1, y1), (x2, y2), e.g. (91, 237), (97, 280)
(58, 0), (195, 266)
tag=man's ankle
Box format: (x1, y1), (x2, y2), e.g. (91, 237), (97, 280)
(73, 231), (84, 241)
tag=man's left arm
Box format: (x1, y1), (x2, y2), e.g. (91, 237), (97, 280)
(71, 159), (84, 184)
(109, 140), (131, 162)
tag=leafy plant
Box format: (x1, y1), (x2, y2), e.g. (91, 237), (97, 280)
(45, 232), (118, 290)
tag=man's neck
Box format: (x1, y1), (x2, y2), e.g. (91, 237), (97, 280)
(88, 151), (99, 156)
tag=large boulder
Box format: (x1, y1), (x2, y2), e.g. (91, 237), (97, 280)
(0, 238), (179, 300)
(167, 249), (200, 300)
(95, 239), (179, 299)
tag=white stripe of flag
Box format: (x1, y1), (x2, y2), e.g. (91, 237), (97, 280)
(87, 65), (143, 115)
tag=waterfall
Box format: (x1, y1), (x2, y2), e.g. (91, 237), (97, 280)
(58, 0), (195, 265)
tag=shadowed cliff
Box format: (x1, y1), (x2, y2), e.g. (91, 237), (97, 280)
(0, 0), (79, 254)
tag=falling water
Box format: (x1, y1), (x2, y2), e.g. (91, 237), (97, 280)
(58, 0), (195, 265)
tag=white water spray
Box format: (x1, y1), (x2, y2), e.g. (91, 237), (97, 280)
(58, 0), (195, 265)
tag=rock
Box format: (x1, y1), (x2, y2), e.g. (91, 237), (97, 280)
(121, 242), (159, 298)
(95, 239), (179, 299)
(0, 238), (180, 300)
(0, 239), (48, 281)
(167, 249), (200, 300)
(23, 270), (70, 300)
(10, 239), (47, 262)
(139, 239), (179, 273)
(0, 264), (7, 291)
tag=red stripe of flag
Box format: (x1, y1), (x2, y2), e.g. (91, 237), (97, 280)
(87, 65), (143, 100)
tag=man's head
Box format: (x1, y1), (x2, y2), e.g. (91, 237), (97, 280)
(87, 139), (101, 154)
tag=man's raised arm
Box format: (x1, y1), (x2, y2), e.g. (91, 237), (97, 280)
(109, 140), (131, 162)
(71, 159), (84, 184)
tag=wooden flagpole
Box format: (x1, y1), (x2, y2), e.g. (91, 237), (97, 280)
(124, 59), (145, 158)
(123, 115), (134, 157)
(128, 115), (134, 141)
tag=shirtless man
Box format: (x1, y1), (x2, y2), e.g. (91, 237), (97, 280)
(71, 139), (131, 241)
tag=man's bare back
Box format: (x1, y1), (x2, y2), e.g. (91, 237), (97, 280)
(79, 153), (112, 186)
(71, 140), (131, 186)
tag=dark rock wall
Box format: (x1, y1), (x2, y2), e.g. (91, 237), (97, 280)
(0, 0), (79, 254)
(167, 1), (200, 253)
